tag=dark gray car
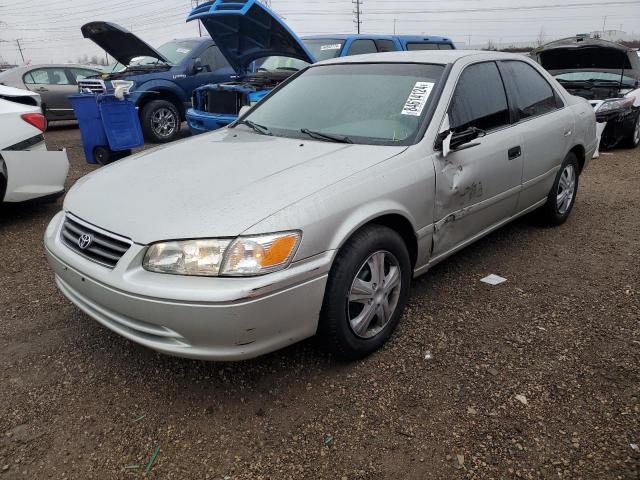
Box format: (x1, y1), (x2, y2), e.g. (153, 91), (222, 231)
(0, 64), (101, 120)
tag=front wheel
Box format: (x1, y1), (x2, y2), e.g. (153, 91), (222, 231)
(539, 152), (579, 226)
(319, 225), (412, 360)
(140, 100), (181, 143)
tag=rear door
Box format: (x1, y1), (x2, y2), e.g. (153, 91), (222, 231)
(432, 61), (523, 259)
(498, 60), (573, 209)
(23, 68), (77, 120)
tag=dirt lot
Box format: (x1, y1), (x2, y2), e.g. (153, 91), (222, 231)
(1, 123), (639, 479)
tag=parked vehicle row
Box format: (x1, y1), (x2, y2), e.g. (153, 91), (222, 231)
(44, 49), (596, 361)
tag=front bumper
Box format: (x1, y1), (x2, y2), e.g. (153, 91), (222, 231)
(44, 211), (331, 361)
(186, 108), (236, 135)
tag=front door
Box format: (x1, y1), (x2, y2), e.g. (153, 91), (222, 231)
(23, 67), (77, 120)
(432, 61), (523, 259)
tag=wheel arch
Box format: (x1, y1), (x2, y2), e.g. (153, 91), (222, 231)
(137, 89), (185, 120)
(569, 144), (586, 174)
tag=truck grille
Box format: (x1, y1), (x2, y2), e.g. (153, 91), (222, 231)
(60, 214), (132, 268)
(78, 78), (106, 94)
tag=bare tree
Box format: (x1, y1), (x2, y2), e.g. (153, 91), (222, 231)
(537, 27), (546, 47)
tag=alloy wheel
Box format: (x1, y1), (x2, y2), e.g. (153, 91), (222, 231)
(347, 250), (402, 339)
(151, 107), (177, 138)
(556, 164), (576, 215)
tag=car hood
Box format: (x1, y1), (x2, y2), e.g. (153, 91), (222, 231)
(81, 22), (170, 66)
(64, 129), (406, 244)
(531, 37), (638, 77)
(186, 0), (315, 74)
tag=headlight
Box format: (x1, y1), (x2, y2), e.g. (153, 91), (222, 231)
(596, 97), (634, 114)
(143, 231), (301, 277)
(111, 80), (135, 94)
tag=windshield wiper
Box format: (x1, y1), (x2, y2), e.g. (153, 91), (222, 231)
(235, 119), (272, 136)
(300, 128), (353, 144)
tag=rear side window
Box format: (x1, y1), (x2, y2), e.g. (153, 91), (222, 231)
(375, 40), (396, 52)
(23, 68), (70, 85)
(438, 44), (453, 50)
(347, 39), (378, 56)
(449, 62), (510, 132)
(502, 61), (559, 120)
(406, 43), (438, 51)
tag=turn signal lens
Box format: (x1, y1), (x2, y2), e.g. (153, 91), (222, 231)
(221, 232), (301, 276)
(21, 113), (47, 132)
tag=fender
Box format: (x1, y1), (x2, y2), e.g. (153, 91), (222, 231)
(130, 79), (190, 105)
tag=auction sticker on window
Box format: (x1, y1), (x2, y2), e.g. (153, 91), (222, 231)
(401, 82), (435, 116)
(320, 44), (342, 51)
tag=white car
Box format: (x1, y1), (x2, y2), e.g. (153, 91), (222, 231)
(0, 85), (69, 203)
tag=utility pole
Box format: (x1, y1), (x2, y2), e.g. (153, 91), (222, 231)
(15, 39), (24, 63)
(191, 0), (203, 37)
(261, 0), (271, 7)
(602, 15), (607, 32)
(393, 18), (397, 35)
(353, 0), (362, 34)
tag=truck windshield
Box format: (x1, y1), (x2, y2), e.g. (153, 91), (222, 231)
(302, 39), (345, 61)
(243, 63), (445, 146)
(259, 56), (310, 72)
(129, 40), (200, 66)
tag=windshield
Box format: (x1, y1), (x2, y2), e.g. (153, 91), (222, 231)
(129, 40), (199, 66)
(258, 56), (310, 72)
(554, 71), (637, 87)
(302, 39), (345, 61)
(243, 63), (445, 146)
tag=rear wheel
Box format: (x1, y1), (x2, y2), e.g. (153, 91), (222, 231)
(319, 225), (411, 359)
(140, 100), (181, 143)
(626, 112), (640, 148)
(539, 152), (579, 226)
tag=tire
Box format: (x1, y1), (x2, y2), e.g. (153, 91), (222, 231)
(539, 152), (580, 226)
(319, 225), (412, 360)
(140, 99), (181, 143)
(625, 111), (640, 149)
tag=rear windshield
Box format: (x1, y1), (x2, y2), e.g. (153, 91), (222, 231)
(302, 39), (345, 61)
(258, 56), (310, 72)
(244, 62), (445, 146)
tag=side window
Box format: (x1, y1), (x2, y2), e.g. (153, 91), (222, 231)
(375, 40), (396, 52)
(407, 43), (438, 51)
(23, 69), (49, 85)
(197, 47), (218, 72)
(502, 61), (560, 120)
(438, 44), (453, 50)
(449, 62), (510, 132)
(69, 68), (98, 83)
(347, 39), (378, 56)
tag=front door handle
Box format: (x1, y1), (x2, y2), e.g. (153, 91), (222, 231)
(508, 146), (522, 160)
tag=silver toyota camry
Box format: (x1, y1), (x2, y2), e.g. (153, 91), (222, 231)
(44, 50), (597, 361)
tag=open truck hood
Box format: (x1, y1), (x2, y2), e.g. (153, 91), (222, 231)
(81, 21), (171, 66)
(531, 37), (640, 78)
(186, 0), (315, 74)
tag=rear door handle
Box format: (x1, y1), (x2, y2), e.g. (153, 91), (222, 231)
(508, 146), (521, 160)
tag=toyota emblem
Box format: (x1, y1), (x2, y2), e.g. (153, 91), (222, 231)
(78, 234), (93, 250)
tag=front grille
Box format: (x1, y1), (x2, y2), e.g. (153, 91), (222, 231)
(60, 215), (132, 268)
(78, 78), (106, 94)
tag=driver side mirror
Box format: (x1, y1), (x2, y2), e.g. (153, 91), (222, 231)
(191, 58), (204, 74)
(436, 114), (485, 157)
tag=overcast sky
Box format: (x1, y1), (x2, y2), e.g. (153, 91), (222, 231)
(0, 0), (638, 65)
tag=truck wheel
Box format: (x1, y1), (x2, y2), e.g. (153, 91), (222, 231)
(539, 152), (579, 226)
(319, 225), (411, 360)
(141, 100), (180, 143)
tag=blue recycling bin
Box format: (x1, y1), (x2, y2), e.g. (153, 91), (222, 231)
(70, 94), (144, 165)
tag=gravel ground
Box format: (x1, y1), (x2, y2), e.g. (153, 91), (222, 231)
(1, 123), (639, 479)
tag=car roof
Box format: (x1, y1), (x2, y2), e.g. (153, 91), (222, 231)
(314, 49), (527, 66)
(301, 34), (452, 43)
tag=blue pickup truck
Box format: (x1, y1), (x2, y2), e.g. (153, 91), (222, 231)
(78, 21), (235, 143)
(185, 0), (455, 134)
